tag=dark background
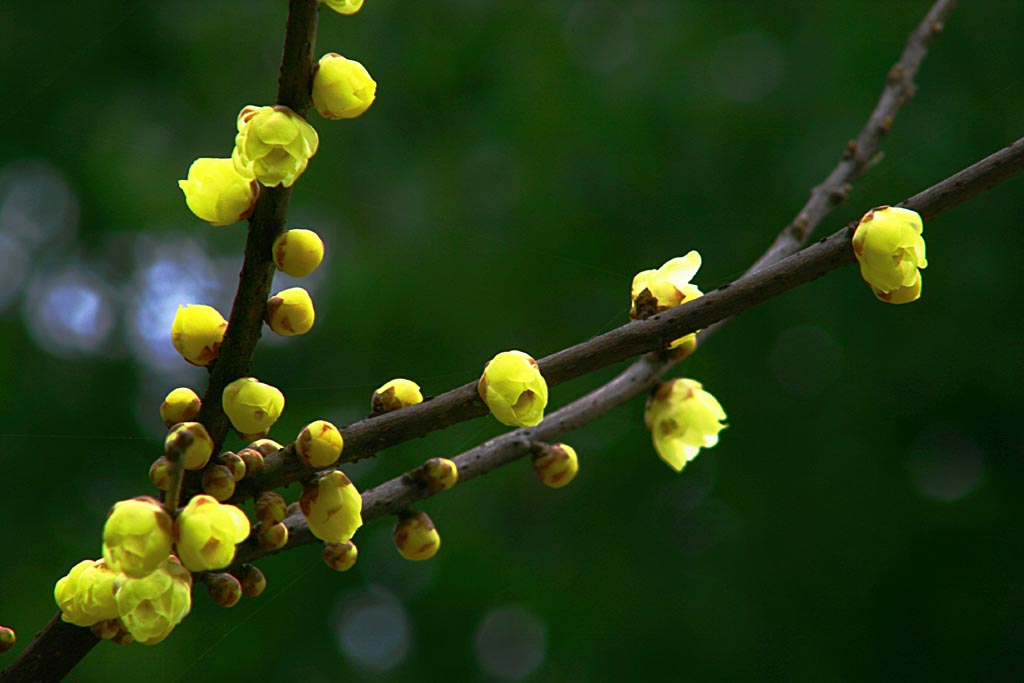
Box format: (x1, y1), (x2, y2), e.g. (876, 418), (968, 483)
(2, 1), (1022, 681)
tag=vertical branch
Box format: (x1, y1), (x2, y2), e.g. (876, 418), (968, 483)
(197, 0), (320, 450)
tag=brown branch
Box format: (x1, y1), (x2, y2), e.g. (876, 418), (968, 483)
(197, 0), (320, 452)
(233, 133), (1024, 568)
(0, 4), (321, 682)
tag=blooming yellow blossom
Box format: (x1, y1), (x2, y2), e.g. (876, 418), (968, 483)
(171, 304), (228, 366)
(478, 350), (548, 427)
(115, 557), (192, 645)
(371, 378), (423, 414)
(318, 0), (364, 16)
(165, 421), (214, 471)
(174, 495), (251, 572)
(265, 287), (315, 336)
(54, 559), (121, 627)
(312, 53), (377, 120)
(296, 419), (344, 468)
(232, 105), (319, 188)
(102, 497), (173, 578)
(222, 377), (285, 437)
(272, 228), (324, 278)
(300, 471), (363, 543)
(178, 157), (258, 226)
(630, 250), (704, 349)
(532, 443), (579, 489)
(393, 510), (440, 561)
(852, 205), (927, 304)
(644, 378), (726, 472)
(160, 387), (201, 428)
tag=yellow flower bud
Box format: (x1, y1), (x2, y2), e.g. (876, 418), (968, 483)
(202, 464), (236, 502)
(318, 0), (364, 15)
(478, 350), (549, 427)
(90, 619), (120, 641)
(420, 457), (458, 492)
(222, 377), (285, 437)
(102, 496), (173, 578)
(110, 629), (134, 646)
(272, 228), (324, 278)
(220, 451), (247, 481)
(630, 250), (704, 350)
(177, 157), (259, 226)
(174, 495), (251, 572)
(393, 510), (440, 562)
(149, 456), (171, 490)
(115, 557), (192, 645)
(204, 573), (242, 608)
(171, 304), (227, 366)
(0, 626), (15, 654)
(248, 438), (284, 457)
(312, 53), (377, 120)
(165, 421), (214, 471)
(532, 443), (579, 489)
(265, 287), (315, 336)
(236, 564), (267, 597)
(371, 378), (423, 415)
(54, 559), (120, 627)
(296, 419), (344, 468)
(160, 387), (201, 428)
(322, 540), (358, 571)
(257, 521), (289, 551)
(644, 378), (726, 472)
(232, 105), (319, 188)
(255, 491), (287, 525)
(300, 471), (363, 544)
(851, 205), (927, 304)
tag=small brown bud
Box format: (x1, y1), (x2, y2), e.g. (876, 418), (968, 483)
(205, 573), (243, 608)
(90, 619), (120, 641)
(201, 465), (236, 502)
(419, 457), (458, 492)
(0, 626), (16, 653)
(322, 540), (358, 572)
(258, 522), (289, 551)
(149, 456), (172, 491)
(393, 509), (440, 561)
(238, 448), (265, 477)
(236, 564), (267, 597)
(220, 451), (246, 481)
(255, 491), (287, 525)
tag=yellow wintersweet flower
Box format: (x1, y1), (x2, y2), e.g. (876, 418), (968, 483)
(312, 53), (377, 120)
(165, 421), (215, 470)
(296, 419), (344, 468)
(177, 157), (259, 226)
(102, 497), (173, 579)
(371, 378), (423, 414)
(171, 303), (228, 366)
(851, 205), (927, 304)
(232, 105), (318, 188)
(393, 510), (440, 562)
(272, 228), (324, 278)
(630, 250), (704, 350)
(300, 470), (363, 543)
(222, 377), (285, 437)
(478, 350), (549, 427)
(160, 387), (201, 428)
(115, 556), (192, 645)
(644, 378), (726, 473)
(173, 495), (251, 572)
(54, 559), (121, 627)
(318, 0), (364, 16)
(265, 286), (315, 336)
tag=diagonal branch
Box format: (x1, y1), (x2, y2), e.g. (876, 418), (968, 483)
(234, 133), (1024, 568)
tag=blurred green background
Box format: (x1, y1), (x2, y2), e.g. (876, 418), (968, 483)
(2, 0), (1023, 680)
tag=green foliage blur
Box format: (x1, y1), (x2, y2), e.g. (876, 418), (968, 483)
(2, 1), (1023, 680)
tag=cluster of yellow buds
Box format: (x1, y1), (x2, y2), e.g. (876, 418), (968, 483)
(644, 378), (726, 472)
(852, 206), (927, 304)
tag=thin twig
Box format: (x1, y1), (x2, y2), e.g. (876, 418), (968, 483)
(233, 134), (1024, 568)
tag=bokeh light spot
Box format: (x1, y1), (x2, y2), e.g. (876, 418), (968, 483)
(332, 587), (412, 673)
(709, 31), (784, 103)
(908, 426), (986, 502)
(474, 605), (546, 681)
(23, 267), (115, 357)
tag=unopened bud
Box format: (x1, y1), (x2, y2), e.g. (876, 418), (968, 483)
(248, 438), (284, 457)
(371, 378), (423, 415)
(90, 619), (120, 641)
(149, 456), (171, 490)
(202, 465), (236, 502)
(160, 387), (201, 428)
(296, 419), (344, 468)
(171, 304), (227, 366)
(322, 541), (358, 572)
(273, 228), (324, 278)
(111, 629), (134, 646)
(236, 564), (267, 597)
(165, 421), (214, 471)
(238, 448), (265, 476)
(266, 287), (315, 337)
(0, 626), (15, 653)
(393, 510), (441, 562)
(255, 491), (287, 525)
(532, 443), (579, 489)
(220, 452), (246, 481)
(222, 377), (285, 438)
(419, 457), (458, 492)
(204, 573), (242, 608)
(258, 522), (289, 551)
